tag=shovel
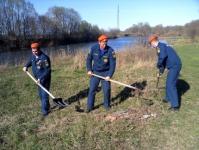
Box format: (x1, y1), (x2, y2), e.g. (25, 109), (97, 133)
(91, 73), (141, 91)
(156, 72), (165, 89)
(156, 75), (160, 89)
(24, 71), (68, 108)
(91, 73), (155, 105)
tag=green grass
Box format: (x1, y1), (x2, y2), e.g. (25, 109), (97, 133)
(0, 44), (199, 149)
(139, 44), (199, 150)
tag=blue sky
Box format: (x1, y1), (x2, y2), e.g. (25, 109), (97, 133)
(28, 0), (199, 31)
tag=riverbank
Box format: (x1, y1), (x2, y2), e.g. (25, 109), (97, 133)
(0, 43), (198, 149)
(0, 36), (138, 66)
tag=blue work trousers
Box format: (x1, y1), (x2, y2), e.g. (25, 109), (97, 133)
(165, 65), (181, 108)
(87, 71), (111, 110)
(38, 80), (50, 115)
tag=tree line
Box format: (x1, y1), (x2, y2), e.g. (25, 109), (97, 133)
(0, 0), (199, 51)
(125, 20), (199, 42)
(0, 0), (103, 51)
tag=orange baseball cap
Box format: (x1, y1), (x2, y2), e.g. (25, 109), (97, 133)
(31, 42), (40, 49)
(148, 34), (158, 44)
(98, 34), (108, 42)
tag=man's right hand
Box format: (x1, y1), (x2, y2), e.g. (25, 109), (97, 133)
(23, 67), (28, 72)
(157, 73), (162, 78)
(87, 71), (92, 77)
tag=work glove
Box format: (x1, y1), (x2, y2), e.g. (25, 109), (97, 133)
(87, 71), (92, 77)
(157, 72), (162, 78)
(105, 76), (110, 81)
(159, 67), (165, 74)
(37, 79), (40, 84)
(156, 48), (160, 55)
(23, 67), (28, 72)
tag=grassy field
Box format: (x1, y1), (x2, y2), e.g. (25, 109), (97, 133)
(0, 43), (199, 150)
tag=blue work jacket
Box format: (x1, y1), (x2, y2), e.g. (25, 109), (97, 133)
(157, 42), (181, 73)
(25, 51), (51, 81)
(86, 44), (116, 77)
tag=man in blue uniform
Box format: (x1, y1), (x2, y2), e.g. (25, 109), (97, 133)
(86, 34), (116, 112)
(23, 42), (51, 116)
(148, 35), (182, 111)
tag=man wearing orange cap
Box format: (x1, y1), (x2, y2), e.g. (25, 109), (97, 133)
(23, 42), (51, 116)
(86, 34), (116, 112)
(148, 35), (182, 111)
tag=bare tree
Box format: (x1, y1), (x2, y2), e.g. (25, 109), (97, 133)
(46, 6), (81, 38)
(0, 1), (103, 50)
(0, 0), (38, 49)
(78, 21), (101, 41)
(38, 15), (53, 38)
(128, 22), (151, 45)
(185, 20), (199, 41)
(152, 24), (164, 35)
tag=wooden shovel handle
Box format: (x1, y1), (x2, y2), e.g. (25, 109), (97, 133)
(25, 71), (55, 99)
(91, 73), (138, 90)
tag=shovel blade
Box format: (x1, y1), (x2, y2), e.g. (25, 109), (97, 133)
(53, 98), (68, 107)
(75, 105), (84, 112)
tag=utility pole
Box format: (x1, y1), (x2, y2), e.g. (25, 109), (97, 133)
(117, 4), (120, 30)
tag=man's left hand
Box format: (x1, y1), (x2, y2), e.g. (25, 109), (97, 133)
(37, 79), (40, 84)
(23, 67), (27, 72)
(157, 73), (162, 78)
(105, 76), (110, 81)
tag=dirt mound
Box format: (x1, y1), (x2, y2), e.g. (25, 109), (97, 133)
(96, 108), (157, 122)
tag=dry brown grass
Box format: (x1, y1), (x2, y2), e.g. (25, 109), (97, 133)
(0, 44), (156, 72)
(0, 64), (8, 71)
(116, 44), (156, 70)
(49, 48), (72, 66)
(56, 44), (157, 71)
(72, 50), (87, 69)
(47, 48), (87, 70)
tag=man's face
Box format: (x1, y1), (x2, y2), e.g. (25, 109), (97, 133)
(99, 40), (107, 49)
(32, 48), (40, 56)
(151, 41), (158, 48)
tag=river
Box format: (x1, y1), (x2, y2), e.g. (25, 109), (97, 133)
(0, 36), (139, 65)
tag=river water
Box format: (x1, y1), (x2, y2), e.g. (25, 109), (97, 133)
(0, 36), (139, 65)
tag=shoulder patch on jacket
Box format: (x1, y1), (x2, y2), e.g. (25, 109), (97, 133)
(44, 59), (49, 67)
(112, 51), (116, 58)
(88, 49), (92, 54)
(157, 48), (160, 54)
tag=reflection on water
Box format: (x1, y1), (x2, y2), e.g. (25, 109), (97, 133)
(0, 36), (138, 65)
